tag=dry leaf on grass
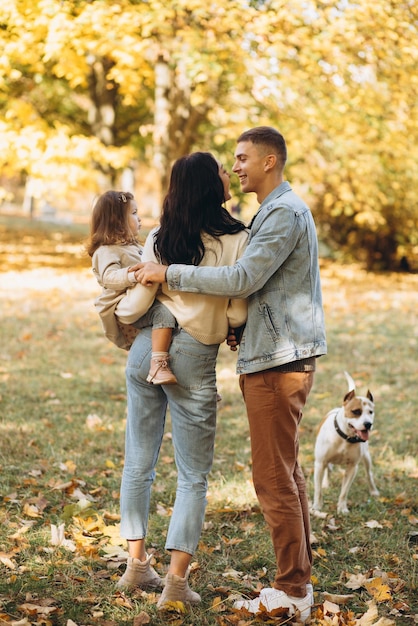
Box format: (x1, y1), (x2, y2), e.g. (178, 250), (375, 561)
(365, 520), (383, 529)
(18, 602), (58, 616)
(222, 568), (243, 580)
(222, 536), (244, 546)
(323, 592), (355, 604)
(159, 600), (187, 614)
(113, 593), (134, 609)
(211, 596), (226, 612)
(345, 572), (369, 590)
(50, 523), (76, 552)
(354, 601), (386, 625)
(323, 599), (342, 615)
(0, 555), (16, 569)
(133, 612), (151, 625)
(22, 503), (42, 518)
(100, 545), (129, 561)
(364, 578), (391, 602)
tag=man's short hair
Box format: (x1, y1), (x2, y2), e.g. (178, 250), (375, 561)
(237, 126), (287, 168)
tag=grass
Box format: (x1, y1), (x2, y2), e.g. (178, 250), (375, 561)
(0, 215), (417, 625)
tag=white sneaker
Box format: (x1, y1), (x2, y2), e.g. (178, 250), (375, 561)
(234, 583), (313, 623)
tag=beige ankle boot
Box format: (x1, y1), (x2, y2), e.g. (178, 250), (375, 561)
(116, 555), (163, 590)
(157, 572), (201, 609)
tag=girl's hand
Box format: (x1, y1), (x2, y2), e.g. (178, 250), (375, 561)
(134, 262), (168, 285)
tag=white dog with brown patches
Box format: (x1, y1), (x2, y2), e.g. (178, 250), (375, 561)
(312, 372), (379, 514)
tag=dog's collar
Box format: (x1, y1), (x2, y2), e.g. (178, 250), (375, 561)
(334, 415), (364, 444)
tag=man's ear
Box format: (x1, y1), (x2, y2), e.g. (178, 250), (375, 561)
(264, 154), (277, 171)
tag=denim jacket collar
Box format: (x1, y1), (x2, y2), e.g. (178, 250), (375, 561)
(249, 182), (292, 228)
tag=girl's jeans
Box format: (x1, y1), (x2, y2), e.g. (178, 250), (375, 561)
(133, 299), (177, 330)
(120, 327), (218, 555)
(240, 369), (314, 598)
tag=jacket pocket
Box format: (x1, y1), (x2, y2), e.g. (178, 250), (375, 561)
(261, 303), (281, 341)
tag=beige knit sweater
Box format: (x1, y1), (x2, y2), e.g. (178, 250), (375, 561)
(92, 241), (144, 350)
(116, 227), (248, 346)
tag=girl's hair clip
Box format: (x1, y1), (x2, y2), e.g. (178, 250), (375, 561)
(119, 193), (127, 203)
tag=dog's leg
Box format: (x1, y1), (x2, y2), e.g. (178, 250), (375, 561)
(312, 461), (326, 512)
(322, 463), (332, 489)
(363, 449), (380, 497)
(337, 465), (358, 514)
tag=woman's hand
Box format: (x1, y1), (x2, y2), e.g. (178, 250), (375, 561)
(134, 262), (168, 285)
(226, 325), (245, 351)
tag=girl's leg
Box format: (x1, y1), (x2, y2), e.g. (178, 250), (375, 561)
(146, 303), (178, 384)
(133, 300), (176, 331)
(152, 327), (173, 353)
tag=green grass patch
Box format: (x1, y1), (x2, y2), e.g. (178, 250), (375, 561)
(0, 216), (417, 625)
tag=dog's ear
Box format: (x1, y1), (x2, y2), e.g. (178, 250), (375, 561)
(367, 390), (374, 402)
(344, 371), (356, 392)
(343, 389), (355, 403)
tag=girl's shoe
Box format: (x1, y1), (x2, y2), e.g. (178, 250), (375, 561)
(146, 356), (178, 385)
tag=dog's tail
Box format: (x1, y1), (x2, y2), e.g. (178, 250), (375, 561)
(344, 371), (356, 392)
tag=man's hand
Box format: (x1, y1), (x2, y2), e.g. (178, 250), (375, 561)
(134, 262), (168, 285)
(129, 262), (143, 272)
(226, 325), (245, 351)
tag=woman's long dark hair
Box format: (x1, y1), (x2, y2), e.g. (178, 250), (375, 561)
(154, 152), (246, 265)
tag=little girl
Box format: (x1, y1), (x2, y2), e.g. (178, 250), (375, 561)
(87, 190), (177, 385)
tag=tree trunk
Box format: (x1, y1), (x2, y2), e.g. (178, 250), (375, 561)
(87, 55), (118, 186)
(152, 55), (210, 215)
(153, 57), (172, 215)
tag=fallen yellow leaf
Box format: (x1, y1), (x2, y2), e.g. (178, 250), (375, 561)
(159, 600), (186, 614)
(364, 577), (392, 602)
(23, 503), (41, 518)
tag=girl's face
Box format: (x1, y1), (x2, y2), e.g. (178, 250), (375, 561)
(218, 163), (232, 202)
(127, 201), (141, 234)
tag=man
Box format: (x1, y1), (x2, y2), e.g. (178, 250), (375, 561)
(136, 127), (327, 622)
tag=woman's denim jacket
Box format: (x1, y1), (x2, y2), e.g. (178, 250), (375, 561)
(167, 182), (327, 374)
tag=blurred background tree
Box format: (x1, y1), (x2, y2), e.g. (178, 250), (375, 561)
(0, 0), (417, 269)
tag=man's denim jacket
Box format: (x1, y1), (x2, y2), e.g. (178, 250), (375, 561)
(167, 182), (327, 374)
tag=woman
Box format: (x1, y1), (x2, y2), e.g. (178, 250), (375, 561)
(114, 152), (248, 608)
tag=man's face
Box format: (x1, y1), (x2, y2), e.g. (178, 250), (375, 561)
(232, 141), (266, 194)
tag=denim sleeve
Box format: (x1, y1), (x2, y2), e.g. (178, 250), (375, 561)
(167, 206), (302, 298)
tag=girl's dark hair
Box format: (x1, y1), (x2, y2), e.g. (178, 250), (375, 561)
(86, 191), (136, 256)
(155, 152), (246, 265)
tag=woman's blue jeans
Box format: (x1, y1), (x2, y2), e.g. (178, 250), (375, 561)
(120, 327), (219, 555)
